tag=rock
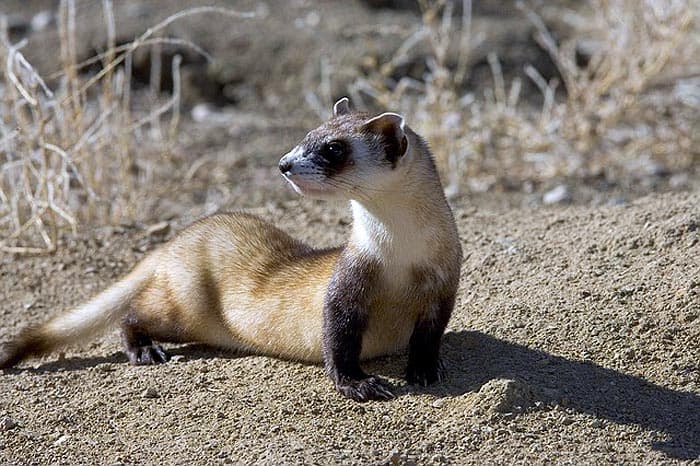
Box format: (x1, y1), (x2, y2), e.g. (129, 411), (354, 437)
(543, 185), (571, 205)
(0, 416), (19, 431)
(0, 416), (18, 431)
(142, 387), (160, 399)
(431, 398), (446, 408)
(383, 450), (402, 466)
(31, 11), (53, 31)
(192, 103), (214, 122)
(53, 434), (70, 446)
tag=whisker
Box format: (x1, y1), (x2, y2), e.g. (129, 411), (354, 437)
(324, 179), (371, 202)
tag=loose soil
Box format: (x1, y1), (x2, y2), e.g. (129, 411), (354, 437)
(1, 192), (698, 464)
(1, 1), (699, 464)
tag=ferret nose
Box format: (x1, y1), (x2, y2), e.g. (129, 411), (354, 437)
(278, 157), (293, 174)
(280, 146), (304, 174)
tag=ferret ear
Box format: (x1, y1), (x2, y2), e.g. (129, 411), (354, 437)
(333, 97), (351, 116)
(361, 112), (409, 166)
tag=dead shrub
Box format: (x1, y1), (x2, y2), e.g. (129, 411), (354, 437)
(0, 1), (252, 253)
(350, 0), (696, 195)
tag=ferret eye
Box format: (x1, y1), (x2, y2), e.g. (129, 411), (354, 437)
(321, 140), (346, 163)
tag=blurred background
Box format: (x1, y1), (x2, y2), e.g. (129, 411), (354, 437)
(1, 0), (698, 252)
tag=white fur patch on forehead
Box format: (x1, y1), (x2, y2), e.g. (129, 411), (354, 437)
(301, 114), (369, 148)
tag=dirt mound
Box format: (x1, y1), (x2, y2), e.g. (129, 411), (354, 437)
(470, 378), (538, 417)
(1, 191), (698, 464)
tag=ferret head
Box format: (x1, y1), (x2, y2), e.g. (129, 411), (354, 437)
(279, 97), (412, 200)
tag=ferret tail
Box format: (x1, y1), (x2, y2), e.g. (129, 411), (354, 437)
(0, 257), (156, 369)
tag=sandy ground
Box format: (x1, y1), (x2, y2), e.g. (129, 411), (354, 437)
(1, 191), (698, 465)
(1, 0), (699, 464)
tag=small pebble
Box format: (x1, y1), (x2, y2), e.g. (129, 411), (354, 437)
(431, 398), (446, 408)
(191, 103), (213, 122)
(31, 11), (53, 31)
(385, 451), (401, 466)
(543, 185), (571, 205)
(53, 434), (70, 446)
(142, 387), (160, 399)
(0, 417), (18, 431)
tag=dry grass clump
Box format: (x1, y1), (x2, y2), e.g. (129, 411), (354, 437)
(523, 0), (694, 168)
(351, 0), (696, 195)
(0, 1), (252, 254)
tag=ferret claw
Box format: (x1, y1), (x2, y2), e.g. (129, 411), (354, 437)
(127, 344), (169, 365)
(336, 375), (395, 402)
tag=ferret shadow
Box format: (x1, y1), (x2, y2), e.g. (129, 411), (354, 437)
(8, 352), (129, 372)
(389, 330), (698, 461)
(6, 331), (698, 459)
(5, 344), (241, 374)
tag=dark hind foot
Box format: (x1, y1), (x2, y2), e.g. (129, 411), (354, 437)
(121, 316), (169, 365)
(126, 341), (169, 365)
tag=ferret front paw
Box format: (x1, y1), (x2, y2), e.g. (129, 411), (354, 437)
(126, 343), (169, 365)
(406, 359), (444, 386)
(335, 375), (395, 402)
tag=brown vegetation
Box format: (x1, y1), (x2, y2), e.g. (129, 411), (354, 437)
(0, 1), (252, 253)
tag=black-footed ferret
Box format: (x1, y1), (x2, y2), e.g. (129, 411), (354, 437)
(1, 98), (462, 402)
